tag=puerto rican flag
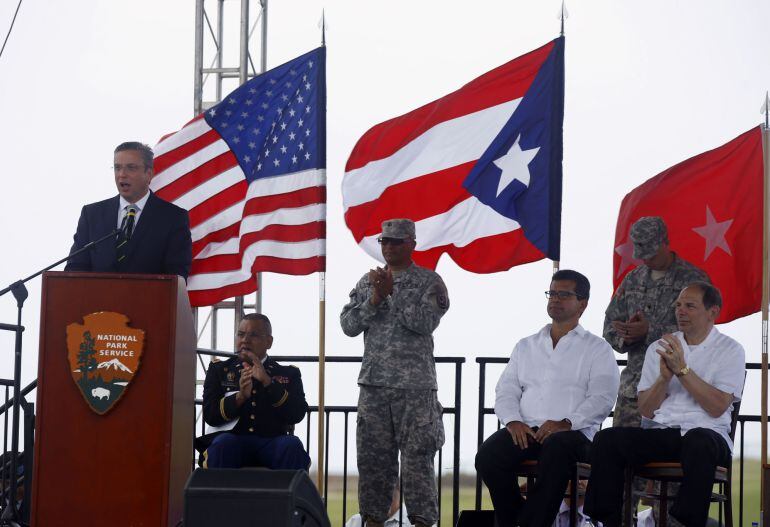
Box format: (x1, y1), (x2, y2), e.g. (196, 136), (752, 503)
(342, 38), (564, 271)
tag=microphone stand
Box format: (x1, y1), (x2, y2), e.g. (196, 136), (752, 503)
(0, 228), (119, 526)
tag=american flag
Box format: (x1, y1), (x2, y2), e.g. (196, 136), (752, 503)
(151, 48), (326, 307)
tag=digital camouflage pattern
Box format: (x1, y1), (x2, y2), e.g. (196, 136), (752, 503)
(341, 261), (448, 526)
(341, 263), (449, 390)
(381, 218), (416, 239)
(356, 386), (445, 526)
(604, 254), (709, 427)
(630, 216), (668, 260)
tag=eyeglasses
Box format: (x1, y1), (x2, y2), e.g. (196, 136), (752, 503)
(236, 331), (270, 339)
(113, 163), (146, 174)
(377, 237), (408, 246)
(544, 290), (580, 300)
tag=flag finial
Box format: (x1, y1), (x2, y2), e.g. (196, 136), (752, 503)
(558, 1), (569, 36)
(319, 9), (327, 46)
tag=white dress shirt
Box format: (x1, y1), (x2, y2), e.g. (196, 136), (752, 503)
(637, 327), (745, 450)
(117, 191), (150, 229)
(495, 324), (620, 440)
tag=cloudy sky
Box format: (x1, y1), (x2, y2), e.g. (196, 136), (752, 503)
(0, 1), (768, 472)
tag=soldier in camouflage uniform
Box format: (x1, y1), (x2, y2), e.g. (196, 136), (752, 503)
(604, 217), (709, 427)
(604, 217), (708, 525)
(341, 218), (449, 527)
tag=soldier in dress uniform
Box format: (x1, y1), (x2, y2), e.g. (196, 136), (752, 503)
(341, 218), (449, 527)
(197, 313), (310, 470)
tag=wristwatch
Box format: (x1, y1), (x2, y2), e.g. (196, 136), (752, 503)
(676, 365), (691, 377)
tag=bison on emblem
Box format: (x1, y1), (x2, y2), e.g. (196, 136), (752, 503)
(66, 312), (145, 415)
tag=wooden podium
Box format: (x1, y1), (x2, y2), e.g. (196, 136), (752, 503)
(31, 272), (195, 527)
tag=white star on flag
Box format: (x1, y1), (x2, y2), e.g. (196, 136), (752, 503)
(493, 135), (540, 197)
(692, 206), (733, 261)
(614, 239), (643, 278)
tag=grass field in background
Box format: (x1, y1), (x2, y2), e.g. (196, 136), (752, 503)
(321, 459), (762, 526)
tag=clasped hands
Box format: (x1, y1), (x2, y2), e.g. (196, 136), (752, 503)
(368, 267), (393, 305)
(655, 333), (687, 379)
(506, 419), (571, 448)
(236, 353), (272, 404)
(611, 311), (649, 344)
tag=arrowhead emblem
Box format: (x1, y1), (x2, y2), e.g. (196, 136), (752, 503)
(66, 312), (145, 415)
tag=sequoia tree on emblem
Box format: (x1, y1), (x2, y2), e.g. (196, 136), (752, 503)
(66, 312), (145, 414)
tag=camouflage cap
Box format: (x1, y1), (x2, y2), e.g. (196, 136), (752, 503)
(630, 216), (668, 259)
(381, 218), (416, 239)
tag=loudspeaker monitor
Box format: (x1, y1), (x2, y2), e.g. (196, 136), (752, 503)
(183, 468), (330, 527)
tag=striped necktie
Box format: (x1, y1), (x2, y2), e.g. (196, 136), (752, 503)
(116, 205), (137, 263)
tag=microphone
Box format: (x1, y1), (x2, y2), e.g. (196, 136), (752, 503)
(120, 206), (138, 239)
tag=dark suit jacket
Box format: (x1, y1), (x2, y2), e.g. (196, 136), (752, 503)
(195, 355), (308, 454)
(64, 192), (192, 279)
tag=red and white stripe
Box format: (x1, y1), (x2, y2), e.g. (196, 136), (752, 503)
(342, 41), (553, 272)
(151, 116), (325, 307)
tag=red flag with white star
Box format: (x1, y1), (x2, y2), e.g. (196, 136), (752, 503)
(612, 127), (764, 323)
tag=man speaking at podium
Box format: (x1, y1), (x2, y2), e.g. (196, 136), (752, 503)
(65, 141), (192, 279)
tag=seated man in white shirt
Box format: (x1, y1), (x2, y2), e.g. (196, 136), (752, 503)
(475, 270), (620, 527)
(584, 282), (745, 527)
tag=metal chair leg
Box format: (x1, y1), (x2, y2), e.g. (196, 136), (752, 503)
(659, 481), (668, 527)
(569, 465), (578, 527)
(724, 478), (733, 527)
(623, 466), (634, 527)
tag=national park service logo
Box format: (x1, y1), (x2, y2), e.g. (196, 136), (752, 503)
(66, 312), (145, 415)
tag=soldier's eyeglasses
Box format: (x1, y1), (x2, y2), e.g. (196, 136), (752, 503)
(377, 237), (407, 246)
(544, 290), (579, 300)
(236, 331), (270, 339)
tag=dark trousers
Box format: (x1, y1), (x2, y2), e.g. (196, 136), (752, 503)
(583, 427), (730, 527)
(205, 433), (311, 470)
(475, 428), (590, 527)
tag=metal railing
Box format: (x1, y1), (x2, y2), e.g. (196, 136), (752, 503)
(0, 355), (760, 527)
(0, 378), (36, 524)
(475, 357), (763, 527)
(195, 350), (466, 527)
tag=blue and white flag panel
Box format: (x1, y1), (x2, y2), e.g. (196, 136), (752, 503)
(344, 38), (563, 271)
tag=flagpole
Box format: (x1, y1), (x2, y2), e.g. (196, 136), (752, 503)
(255, 0), (268, 314)
(316, 10), (327, 495)
(554, 1), (566, 277)
(761, 94), (770, 523)
(317, 272), (326, 493)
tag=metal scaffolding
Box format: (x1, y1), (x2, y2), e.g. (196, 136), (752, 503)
(192, 0), (267, 346)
